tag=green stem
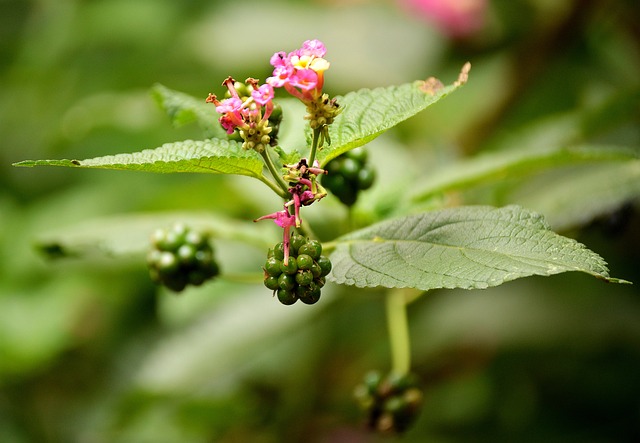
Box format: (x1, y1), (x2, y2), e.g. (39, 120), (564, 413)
(260, 149), (290, 195)
(257, 174), (288, 199)
(308, 127), (322, 166)
(386, 289), (411, 375)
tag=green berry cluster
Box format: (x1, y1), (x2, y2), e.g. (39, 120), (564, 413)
(354, 371), (424, 434)
(147, 223), (220, 292)
(321, 147), (375, 206)
(263, 235), (331, 305)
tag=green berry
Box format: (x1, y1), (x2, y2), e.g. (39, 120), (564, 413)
(340, 157), (360, 181)
(298, 284), (321, 305)
(279, 258), (298, 275)
(278, 273), (296, 291)
(348, 147), (368, 163)
(316, 255), (332, 276)
(295, 270), (314, 286)
(264, 275), (280, 290)
(301, 239), (322, 260)
(277, 289), (298, 305)
(357, 167), (376, 190)
(273, 242), (285, 260)
(264, 257), (282, 276)
(296, 254), (314, 270)
(148, 224), (219, 292)
(157, 251), (178, 273)
(177, 244), (197, 264)
(290, 234), (306, 254)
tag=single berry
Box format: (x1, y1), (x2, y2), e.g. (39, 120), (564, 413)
(264, 275), (280, 291)
(295, 270), (314, 286)
(277, 289), (298, 305)
(278, 273), (296, 291)
(296, 254), (314, 270)
(316, 255), (332, 276)
(280, 258), (298, 275)
(298, 284), (321, 305)
(273, 242), (285, 260)
(264, 257), (282, 276)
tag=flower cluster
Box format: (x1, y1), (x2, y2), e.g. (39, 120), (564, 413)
(206, 77), (275, 152)
(266, 39), (330, 103)
(267, 39), (341, 133)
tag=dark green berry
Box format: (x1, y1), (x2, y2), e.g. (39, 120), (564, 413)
(316, 255), (332, 276)
(296, 254), (314, 270)
(340, 157), (360, 181)
(264, 257), (282, 276)
(278, 273), (296, 291)
(264, 275), (280, 290)
(348, 147), (368, 163)
(277, 289), (298, 305)
(273, 242), (285, 260)
(279, 258), (298, 275)
(303, 239), (322, 259)
(290, 234), (306, 254)
(295, 270), (314, 286)
(310, 262), (322, 278)
(357, 167), (376, 190)
(298, 284), (321, 305)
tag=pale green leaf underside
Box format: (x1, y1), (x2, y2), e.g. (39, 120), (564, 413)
(329, 205), (628, 291)
(151, 83), (227, 138)
(317, 80), (463, 166)
(411, 144), (639, 202)
(35, 212), (274, 259)
(14, 139), (264, 177)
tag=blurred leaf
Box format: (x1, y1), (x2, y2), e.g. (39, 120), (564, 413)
(328, 205), (628, 292)
(151, 83), (227, 139)
(316, 72), (468, 166)
(34, 212), (273, 260)
(14, 139), (265, 178)
(511, 161), (640, 231)
(411, 145), (639, 203)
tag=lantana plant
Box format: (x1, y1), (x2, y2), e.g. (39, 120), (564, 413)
(14, 39), (629, 433)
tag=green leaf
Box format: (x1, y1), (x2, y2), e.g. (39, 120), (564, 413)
(34, 211), (275, 259)
(316, 70), (469, 166)
(328, 205), (629, 291)
(510, 161), (640, 231)
(14, 139), (265, 178)
(151, 83), (227, 138)
(411, 144), (639, 203)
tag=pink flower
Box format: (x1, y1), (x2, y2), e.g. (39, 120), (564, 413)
(266, 39), (330, 103)
(206, 77), (275, 140)
(255, 210), (295, 228)
(254, 209), (296, 265)
(252, 84), (274, 106)
(299, 39), (326, 58)
(398, 0), (487, 38)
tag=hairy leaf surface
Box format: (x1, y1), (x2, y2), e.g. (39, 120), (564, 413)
(14, 139), (264, 177)
(329, 205), (627, 291)
(316, 71), (468, 166)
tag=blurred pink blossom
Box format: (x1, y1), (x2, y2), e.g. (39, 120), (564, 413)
(399, 0), (488, 38)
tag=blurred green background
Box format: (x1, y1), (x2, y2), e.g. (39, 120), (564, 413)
(1, 0), (639, 442)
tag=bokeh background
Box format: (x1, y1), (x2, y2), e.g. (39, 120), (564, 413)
(1, 0), (639, 442)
